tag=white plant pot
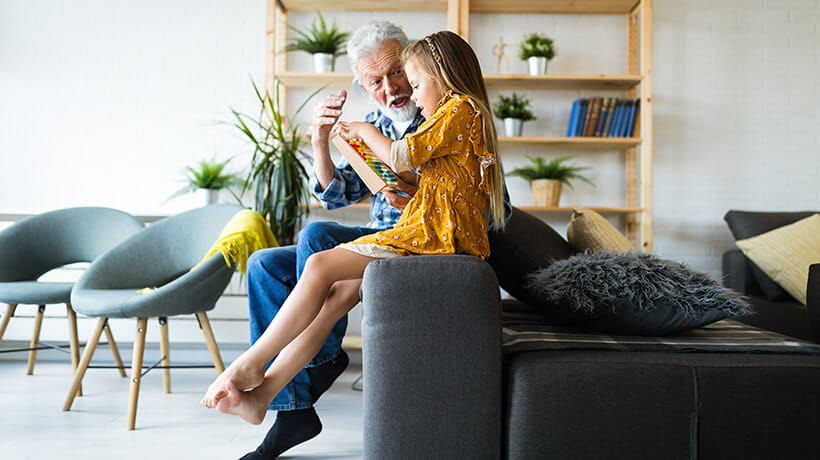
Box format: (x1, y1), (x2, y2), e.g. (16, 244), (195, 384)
(503, 118), (524, 137)
(313, 53), (335, 73)
(527, 56), (548, 76)
(197, 188), (220, 206)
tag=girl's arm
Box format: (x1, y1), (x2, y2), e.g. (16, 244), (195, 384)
(334, 122), (394, 163)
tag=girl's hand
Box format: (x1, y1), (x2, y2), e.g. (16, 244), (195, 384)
(334, 121), (377, 140)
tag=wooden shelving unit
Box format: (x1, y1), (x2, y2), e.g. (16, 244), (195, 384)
(267, 0), (653, 251)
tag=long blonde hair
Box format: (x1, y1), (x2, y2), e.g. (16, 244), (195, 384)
(402, 31), (506, 230)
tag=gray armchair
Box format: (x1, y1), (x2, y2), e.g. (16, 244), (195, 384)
(62, 204), (244, 430)
(0, 207), (143, 377)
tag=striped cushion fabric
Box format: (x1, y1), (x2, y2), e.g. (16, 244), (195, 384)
(502, 306), (820, 356)
(736, 214), (820, 305)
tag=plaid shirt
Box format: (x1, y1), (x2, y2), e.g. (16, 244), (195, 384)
(311, 109), (426, 229)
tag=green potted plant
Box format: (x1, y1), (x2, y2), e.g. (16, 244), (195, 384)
(507, 155), (594, 207)
(285, 12), (350, 73)
(230, 79), (319, 245)
(492, 92), (536, 137)
(169, 157), (239, 206)
(519, 33), (556, 76)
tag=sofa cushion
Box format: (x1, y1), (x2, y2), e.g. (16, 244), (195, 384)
(527, 251), (751, 335)
(488, 207), (574, 305)
(725, 210), (817, 301)
(736, 214), (820, 305)
(566, 207), (633, 253)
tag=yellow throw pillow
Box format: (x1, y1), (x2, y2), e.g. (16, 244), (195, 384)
(735, 213), (820, 305)
(566, 208), (633, 254)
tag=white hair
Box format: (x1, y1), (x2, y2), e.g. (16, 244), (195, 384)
(347, 21), (410, 81)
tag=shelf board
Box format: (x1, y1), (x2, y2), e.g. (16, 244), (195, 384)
(278, 0), (637, 14)
(518, 206), (643, 214)
(274, 72), (642, 91)
(500, 136), (640, 148)
(485, 74), (641, 90)
(311, 203), (642, 214)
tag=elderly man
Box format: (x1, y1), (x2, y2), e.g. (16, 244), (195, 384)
(240, 21), (424, 459)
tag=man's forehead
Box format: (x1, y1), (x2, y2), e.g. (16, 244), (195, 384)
(358, 42), (403, 77)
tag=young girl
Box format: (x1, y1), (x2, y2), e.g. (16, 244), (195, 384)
(201, 30), (506, 425)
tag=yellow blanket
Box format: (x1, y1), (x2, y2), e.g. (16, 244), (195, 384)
(193, 209), (278, 274)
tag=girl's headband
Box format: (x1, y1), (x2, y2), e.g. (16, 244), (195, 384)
(424, 36), (442, 64)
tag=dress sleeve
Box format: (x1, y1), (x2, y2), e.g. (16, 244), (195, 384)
(402, 97), (481, 169)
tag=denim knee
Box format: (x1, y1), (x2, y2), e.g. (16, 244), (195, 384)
(297, 222), (343, 253)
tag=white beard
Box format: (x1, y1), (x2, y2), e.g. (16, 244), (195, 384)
(382, 99), (418, 122)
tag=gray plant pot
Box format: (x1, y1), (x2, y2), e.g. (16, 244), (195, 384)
(527, 56), (548, 76)
(503, 118), (524, 137)
(313, 53), (335, 73)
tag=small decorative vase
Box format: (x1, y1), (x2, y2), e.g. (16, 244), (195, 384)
(531, 179), (562, 207)
(197, 188), (220, 206)
(313, 53), (335, 73)
(527, 56), (548, 76)
(503, 118), (524, 137)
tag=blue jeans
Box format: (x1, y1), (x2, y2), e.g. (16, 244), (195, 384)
(247, 221), (381, 410)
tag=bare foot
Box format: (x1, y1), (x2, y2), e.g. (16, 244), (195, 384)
(214, 380), (268, 425)
(201, 359), (264, 408)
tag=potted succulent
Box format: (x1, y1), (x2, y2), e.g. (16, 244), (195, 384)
(506, 155), (594, 207)
(493, 92), (536, 137)
(285, 12), (349, 73)
(169, 157), (239, 206)
(229, 79), (319, 245)
(519, 33), (556, 76)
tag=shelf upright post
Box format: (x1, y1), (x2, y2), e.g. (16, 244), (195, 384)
(447, 0), (470, 39)
(624, 2), (641, 247)
(638, 0), (654, 253)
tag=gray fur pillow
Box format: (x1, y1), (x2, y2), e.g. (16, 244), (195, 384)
(528, 251), (752, 336)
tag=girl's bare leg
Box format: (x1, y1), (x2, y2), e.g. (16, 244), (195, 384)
(214, 278), (362, 424)
(201, 248), (375, 408)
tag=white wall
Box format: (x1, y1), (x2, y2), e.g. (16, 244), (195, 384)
(1, 1), (818, 345)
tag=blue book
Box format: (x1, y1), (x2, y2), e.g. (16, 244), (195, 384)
(617, 99), (631, 137)
(625, 99), (639, 137)
(575, 99), (588, 136)
(566, 99), (581, 137)
(609, 99), (623, 137)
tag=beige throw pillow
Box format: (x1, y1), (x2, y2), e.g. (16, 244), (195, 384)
(735, 213), (820, 305)
(566, 208), (633, 254)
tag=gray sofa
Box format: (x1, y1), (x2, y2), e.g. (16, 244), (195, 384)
(360, 209), (820, 460)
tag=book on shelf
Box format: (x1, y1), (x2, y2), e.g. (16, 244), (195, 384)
(331, 134), (398, 194)
(583, 97), (602, 137)
(566, 97), (640, 138)
(567, 99), (581, 137)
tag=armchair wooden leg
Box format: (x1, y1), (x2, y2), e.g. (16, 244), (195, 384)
(103, 322), (127, 377)
(127, 318), (148, 431)
(63, 317), (107, 411)
(159, 317), (171, 394)
(196, 312), (224, 374)
(0, 304), (17, 341)
(27, 305), (46, 375)
(66, 305), (83, 396)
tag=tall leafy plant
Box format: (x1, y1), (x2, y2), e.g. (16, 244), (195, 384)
(230, 80), (319, 245)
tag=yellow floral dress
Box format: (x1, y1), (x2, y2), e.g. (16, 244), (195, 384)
(340, 92), (496, 259)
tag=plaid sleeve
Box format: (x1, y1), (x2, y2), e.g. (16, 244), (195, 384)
(310, 158), (371, 210)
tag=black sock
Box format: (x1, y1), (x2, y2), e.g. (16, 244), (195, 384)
(239, 408), (322, 460)
(307, 350), (349, 403)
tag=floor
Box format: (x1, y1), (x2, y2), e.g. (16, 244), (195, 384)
(0, 359), (364, 460)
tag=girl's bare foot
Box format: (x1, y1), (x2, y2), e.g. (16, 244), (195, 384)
(201, 359), (264, 408)
(214, 380), (268, 425)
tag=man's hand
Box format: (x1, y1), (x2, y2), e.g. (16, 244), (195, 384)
(312, 90), (347, 189)
(312, 89), (347, 146)
(384, 177), (419, 212)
